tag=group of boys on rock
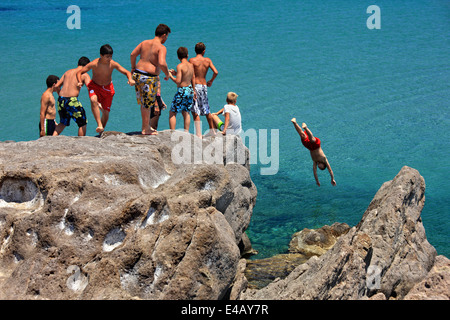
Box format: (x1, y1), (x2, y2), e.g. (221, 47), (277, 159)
(40, 24), (241, 140)
(39, 24), (335, 186)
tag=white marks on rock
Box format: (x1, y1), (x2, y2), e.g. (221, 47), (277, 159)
(138, 173), (170, 189)
(119, 262), (164, 297)
(103, 174), (122, 186)
(58, 194), (80, 236)
(0, 227), (14, 257)
(152, 264), (163, 284)
(66, 265), (89, 292)
(59, 209), (75, 236)
(26, 229), (38, 247)
(139, 206), (170, 229)
(202, 180), (215, 191)
(103, 227), (126, 252)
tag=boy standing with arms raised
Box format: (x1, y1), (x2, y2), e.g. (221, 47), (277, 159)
(168, 47), (196, 132)
(130, 24), (171, 135)
(189, 42), (218, 137)
(77, 44), (135, 134)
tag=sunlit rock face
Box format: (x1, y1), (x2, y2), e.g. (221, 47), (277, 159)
(0, 131), (256, 300)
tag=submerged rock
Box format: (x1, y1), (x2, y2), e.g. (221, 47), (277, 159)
(288, 222), (350, 257)
(0, 131), (257, 300)
(244, 253), (309, 290)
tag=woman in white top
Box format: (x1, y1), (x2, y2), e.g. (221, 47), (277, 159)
(211, 92), (242, 135)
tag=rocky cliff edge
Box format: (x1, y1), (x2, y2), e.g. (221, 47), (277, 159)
(0, 131), (256, 299)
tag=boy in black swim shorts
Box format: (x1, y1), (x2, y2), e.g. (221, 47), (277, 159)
(39, 75), (59, 137)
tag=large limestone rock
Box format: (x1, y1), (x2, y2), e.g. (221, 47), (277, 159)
(0, 131), (257, 300)
(242, 166), (438, 300)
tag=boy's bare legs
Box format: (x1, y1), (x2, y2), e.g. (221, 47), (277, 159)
(169, 110), (191, 132)
(192, 112), (202, 138)
(302, 123), (316, 143)
(201, 114), (219, 137)
(140, 105), (158, 135)
(169, 111), (177, 130)
(206, 113), (215, 132)
(150, 114), (160, 131)
(211, 114), (221, 128)
(53, 123), (66, 136)
(78, 125), (87, 136)
(182, 110), (190, 132)
(140, 105), (151, 134)
(90, 95), (104, 133)
(291, 118), (307, 140)
(101, 110), (109, 130)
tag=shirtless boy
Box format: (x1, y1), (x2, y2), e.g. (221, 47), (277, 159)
(53, 57), (91, 137)
(291, 118), (336, 186)
(130, 24), (171, 135)
(168, 47), (196, 132)
(77, 44), (135, 133)
(39, 75), (59, 137)
(189, 42), (218, 137)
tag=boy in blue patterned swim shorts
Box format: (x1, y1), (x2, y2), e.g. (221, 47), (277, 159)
(168, 47), (196, 132)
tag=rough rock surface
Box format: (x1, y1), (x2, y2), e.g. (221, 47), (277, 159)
(242, 166), (438, 300)
(404, 255), (450, 300)
(0, 131), (257, 300)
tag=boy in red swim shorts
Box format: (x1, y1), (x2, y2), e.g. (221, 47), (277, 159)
(87, 81), (115, 113)
(77, 44), (135, 134)
(291, 118), (336, 186)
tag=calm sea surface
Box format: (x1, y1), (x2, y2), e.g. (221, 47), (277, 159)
(0, 0), (448, 258)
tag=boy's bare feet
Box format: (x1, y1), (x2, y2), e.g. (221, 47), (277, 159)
(203, 130), (217, 138)
(142, 127), (158, 135)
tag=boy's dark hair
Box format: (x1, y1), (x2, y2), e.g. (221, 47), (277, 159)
(46, 75), (59, 88)
(78, 56), (90, 66)
(177, 47), (188, 60)
(100, 44), (113, 56)
(155, 24), (171, 37)
(195, 42), (206, 54)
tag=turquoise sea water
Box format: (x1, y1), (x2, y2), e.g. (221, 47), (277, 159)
(0, 0), (448, 259)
